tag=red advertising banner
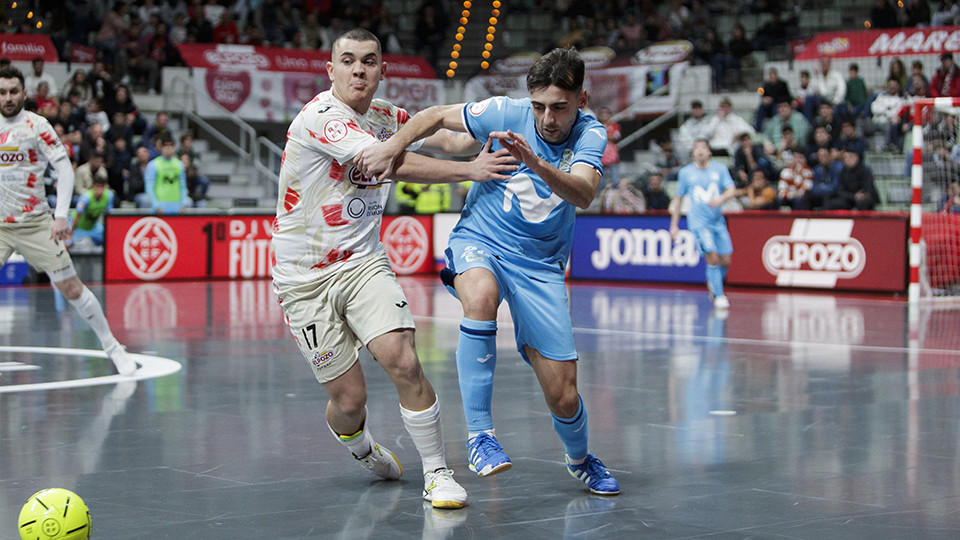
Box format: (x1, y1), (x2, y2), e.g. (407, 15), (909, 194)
(104, 215), (275, 281)
(0, 34), (58, 62)
(176, 43), (436, 79)
(104, 213), (435, 282)
(68, 43), (98, 64)
(792, 24), (960, 60)
(726, 212), (908, 292)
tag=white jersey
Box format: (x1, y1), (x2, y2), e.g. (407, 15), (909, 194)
(0, 110), (62, 223)
(272, 90), (411, 287)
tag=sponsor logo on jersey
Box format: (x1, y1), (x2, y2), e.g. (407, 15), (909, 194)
(348, 165), (388, 187)
(311, 349), (335, 369)
(761, 218), (866, 287)
(0, 150), (25, 166)
(123, 217), (178, 280)
(591, 227), (699, 269)
(502, 173), (564, 223)
(382, 216), (429, 275)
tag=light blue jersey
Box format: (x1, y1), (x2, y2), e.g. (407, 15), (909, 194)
(676, 160), (735, 231)
(456, 96), (606, 271)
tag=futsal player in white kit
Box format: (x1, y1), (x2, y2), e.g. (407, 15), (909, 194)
(0, 66), (136, 376)
(271, 28), (516, 508)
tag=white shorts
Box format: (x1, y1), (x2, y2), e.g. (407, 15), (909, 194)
(275, 254), (415, 384)
(0, 218), (76, 282)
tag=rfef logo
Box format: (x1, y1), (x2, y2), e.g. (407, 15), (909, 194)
(123, 217), (178, 281)
(382, 216), (429, 275)
(762, 218), (866, 287)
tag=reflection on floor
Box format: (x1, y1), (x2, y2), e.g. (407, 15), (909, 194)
(1, 278), (960, 539)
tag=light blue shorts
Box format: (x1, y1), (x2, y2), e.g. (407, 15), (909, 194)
(693, 221), (733, 257)
(442, 233), (577, 362)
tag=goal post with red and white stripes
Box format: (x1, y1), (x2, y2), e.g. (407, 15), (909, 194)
(909, 98), (960, 303)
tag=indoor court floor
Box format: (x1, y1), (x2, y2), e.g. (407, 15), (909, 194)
(2, 276), (960, 539)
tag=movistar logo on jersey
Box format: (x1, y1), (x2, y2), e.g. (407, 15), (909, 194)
(692, 182), (721, 204)
(503, 173), (563, 223)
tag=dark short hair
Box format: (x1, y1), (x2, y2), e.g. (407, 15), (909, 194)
(526, 47), (584, 93)
(0, 66), (25, 88)
(849, 63), (859, 72)
(942, 52), (954, 61)
(92, 175), (108, 185)
(334, 28), (382, 56)
(159, 133), (175, 145)
(691, 100), (703, 108)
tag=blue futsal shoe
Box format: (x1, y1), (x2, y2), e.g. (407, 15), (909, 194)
(466, 433), (512, 477)
(566, 453), (620, 495)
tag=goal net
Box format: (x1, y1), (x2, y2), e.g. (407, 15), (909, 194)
(911, 98), (960, 302)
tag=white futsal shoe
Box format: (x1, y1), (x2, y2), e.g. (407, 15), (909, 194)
(105, 343), (137, 376)
(355, 442), (403, 480)
(713, 295), (730, 310)
(423, 468), (467, 509)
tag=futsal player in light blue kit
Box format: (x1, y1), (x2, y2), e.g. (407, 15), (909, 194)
(669, 138), (739, 310)
(355, 47), (620, 496)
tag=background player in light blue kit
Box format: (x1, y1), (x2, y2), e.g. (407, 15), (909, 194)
(669, 138), (739, 310)
(356, 47), (620, 496)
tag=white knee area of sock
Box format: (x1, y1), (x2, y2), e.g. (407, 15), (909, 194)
(400, 396), (446, 472)
(67, 286), (96, 313)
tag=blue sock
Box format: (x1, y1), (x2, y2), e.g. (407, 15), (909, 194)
(707, 264), (725, 298)
(457, 318), (497, 433)
(721, 264), (729, 280)
(552, 395), (588, 462)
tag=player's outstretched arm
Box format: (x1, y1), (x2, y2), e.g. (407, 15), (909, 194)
(490, 129), (599, 209)
(388, 137), (517, 184)
(355, 104), (466, 180)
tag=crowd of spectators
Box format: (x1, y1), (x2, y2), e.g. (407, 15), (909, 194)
(9, 56), (209, 250)
(21, 0), (959, 218)
(35, 0), (931, 84)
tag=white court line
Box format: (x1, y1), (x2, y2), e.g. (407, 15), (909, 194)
(410, 315), (960, 358)
(0, 346), (182, 393)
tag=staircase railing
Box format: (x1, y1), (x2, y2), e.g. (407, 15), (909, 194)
(163, 75), (281, 189)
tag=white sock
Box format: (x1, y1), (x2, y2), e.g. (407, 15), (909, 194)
(400, 397), (447, 473)
(467, 429), (496, 442)
(67, 287), (118, 350)
(327, 406), (374, 457)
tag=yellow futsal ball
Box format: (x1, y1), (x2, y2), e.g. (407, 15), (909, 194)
(19, 488), (91, 540)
